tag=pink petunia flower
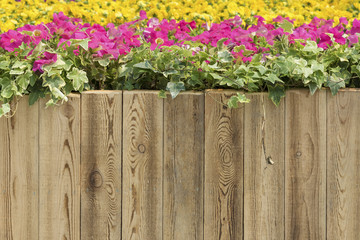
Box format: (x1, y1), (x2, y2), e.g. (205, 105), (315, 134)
(33, 52), (57, 73)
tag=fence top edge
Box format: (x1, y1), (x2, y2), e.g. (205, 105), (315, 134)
(81, 90), (122, 95)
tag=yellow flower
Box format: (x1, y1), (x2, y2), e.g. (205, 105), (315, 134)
(1, 0), (360, 32)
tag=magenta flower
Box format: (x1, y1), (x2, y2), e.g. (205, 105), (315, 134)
(33, 52), (57, 73)
(0, 30), (29, 51)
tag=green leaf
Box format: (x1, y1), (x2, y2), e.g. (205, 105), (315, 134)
(43, 75), (66, 90)
(265, 73), (282, 84)
(268, 85), (286, 106)
(308, 82), (318, 95)
(1, 84), (14, 98)
(29, 90), (45, 105)
(133, 60), (154, 70)
(51, 87), (67, 100)
(303, 67), (314, 78)
(303, 41), (323, 54)
(0, 103), (11, 117)
(0, 60), (10, 70)
(158, 90), (167, 98)
(166, 81), (185, 99)
(63, 59), (73, 71)
(66, 68), (89, 91)
(327, 74), (345, 95)
(163, 69), (178, 78)
(9, 69), (24, 75)
(30, 75), (37, 87)
(218, 50), (233, 63)
(70, 38), (90, 51)
(12, 61), (28, 70)
(98, 58), (110, 67)
(16, 70), (32, 90)
(210, 73), (223, 80)
(227, 93), (250, 108)
(279, 20), (294, 33)
(310, 61), (325, 73)
(256, 65), (267, 75)
(31, 42), (46, 56)
(219, 78), (235, 86)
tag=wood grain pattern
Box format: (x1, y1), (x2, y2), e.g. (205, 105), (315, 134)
(244, 93), (285, 240)
(0, 103), (9, 239)
(163, 92), (204, 240)
(327, 91), (360, 240)
(285, 89), (326, 240)
(204, 90), (244, 240)
(39, 95), (80, 240)
(0, 97), (39, 240)
(122, 91), (163, 240)
(81, 91), (122, 239)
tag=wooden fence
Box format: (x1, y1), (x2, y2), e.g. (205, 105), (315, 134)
(0, 89), (359, 240)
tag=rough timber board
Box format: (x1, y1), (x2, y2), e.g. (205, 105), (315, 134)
(163, 92), (204, 240)
(81, 91), (122, 239)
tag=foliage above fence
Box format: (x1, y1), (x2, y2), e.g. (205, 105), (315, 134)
(2, 10), (360, 116)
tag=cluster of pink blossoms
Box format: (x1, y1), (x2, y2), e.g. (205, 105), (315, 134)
(1, 11), (360, 72)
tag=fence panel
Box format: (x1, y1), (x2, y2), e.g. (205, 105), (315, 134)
(39, 95), (81, 240)
(0, 97), (39, 239)
(327, 90), (360, 240)
(285, 90), (326, 240)
(122, 91), (163, 240)
(1, 89), (360, 240)
(244, 93), (285, 240)
(204, 90), (244, 240)
(163, 92), (204, 240)
(81, 91), (122, 239)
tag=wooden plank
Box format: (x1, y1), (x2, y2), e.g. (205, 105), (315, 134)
(285, 89), (326, 240)
(327, 91), (360, 240)
(81, 91), (122, 239)
(0, 97), (39, 240)
(204, 90), (244, 240)
(244, 93), (285, 240)
(122, 91), (163, 240)
(163, 92), (204, 240)
(39, 95), (80, 240)
(0, 103), (9, 240)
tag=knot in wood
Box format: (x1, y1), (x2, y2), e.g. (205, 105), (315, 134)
(61, 104), (75, 119)
(89, 170), (103, 188)
(296, 151), (302, 157)
(138, 144), (146, 153)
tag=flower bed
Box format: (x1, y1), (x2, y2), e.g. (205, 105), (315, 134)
(2, 7), (360, 116)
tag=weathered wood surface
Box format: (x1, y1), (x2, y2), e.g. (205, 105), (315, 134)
(327, 90), (360, 240)
(122, 91), (163, 240)
(81, 91), (122, 239)
(244, 93), (285, 240)
(204, 90), (244, 240)
(1, 89), (360, 240)
(0, 103), (9, 240)
(0, 97), (39, 240)
(163, 92), (204, 240)
(39, 95), (81, 240)
(285, 90), (326, 240)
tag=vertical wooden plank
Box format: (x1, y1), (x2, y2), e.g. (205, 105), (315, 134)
(122, 91), (163, 240)
(163, 92), (204, 240)
(0, 97), (39, 239)
(204, 90), (244, 240)
(39, 95), (80, 240)
(81, 91), (122, 239)
(285, 89), (326, 240)
(244, 93), (285, 239)
(327, 90), (360, 240)
(0, 104), (9, 240)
